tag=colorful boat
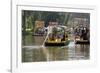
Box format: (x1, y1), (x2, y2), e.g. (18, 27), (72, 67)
(45, 25), (69, 46)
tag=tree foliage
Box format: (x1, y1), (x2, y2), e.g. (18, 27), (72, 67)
(22, 10), (90, 35)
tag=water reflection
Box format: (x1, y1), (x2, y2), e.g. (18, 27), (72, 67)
(22, 35), (46, 45)
(22, 35), (89, 62)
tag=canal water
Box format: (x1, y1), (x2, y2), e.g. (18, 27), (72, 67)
(22, 35), (89, 62)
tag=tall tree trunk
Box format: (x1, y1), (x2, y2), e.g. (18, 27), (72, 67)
(63, 13), (70, 26)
